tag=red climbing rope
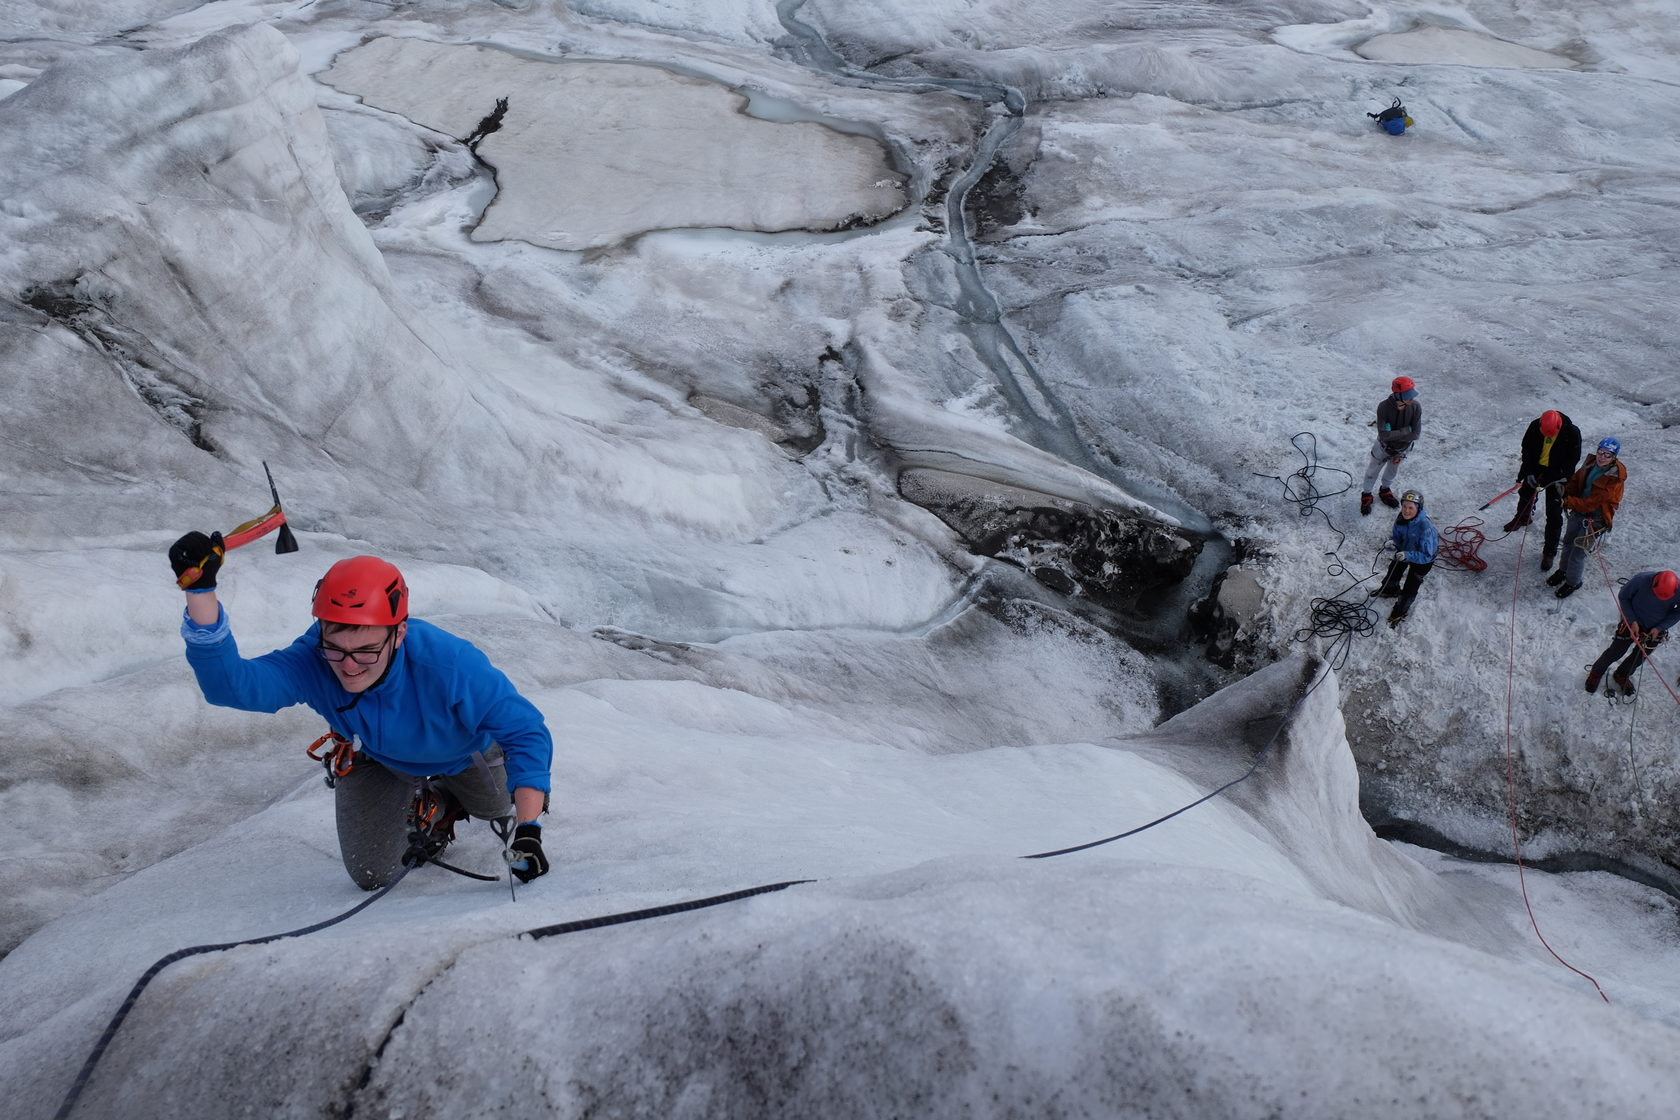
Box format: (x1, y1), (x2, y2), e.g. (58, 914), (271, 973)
(1501, 524), (1609, 1001)
(1436, 514), (1508, 572)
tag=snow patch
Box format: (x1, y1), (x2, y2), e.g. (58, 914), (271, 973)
(318, 37), (909, 251)
(1358, 26), (1578, 69)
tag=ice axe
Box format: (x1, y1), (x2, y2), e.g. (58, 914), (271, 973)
(1478, 476), (1565, 512)
(1477, 481), (1522, 511)
(173, 461), (300, 589)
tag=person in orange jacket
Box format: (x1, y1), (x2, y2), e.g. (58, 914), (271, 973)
(1547, 437), (1627, 598)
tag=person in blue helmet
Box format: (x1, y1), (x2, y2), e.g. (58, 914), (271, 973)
(1585, 570), (1680, 696)
(1373, 488), (1438, 626)
(1548, 437), (1628, 599)
(167, 536), (554, 889)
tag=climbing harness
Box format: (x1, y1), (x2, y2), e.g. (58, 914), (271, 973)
(305, 731), (355, 786)
(1574, 521), (1609, 555)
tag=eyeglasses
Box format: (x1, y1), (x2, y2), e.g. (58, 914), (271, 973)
(319, 633), (391, 665)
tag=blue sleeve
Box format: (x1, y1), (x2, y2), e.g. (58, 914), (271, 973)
(450, 645), (554, 794)
(1619, 578), (1641, 621)
(182, 609), (322, 714)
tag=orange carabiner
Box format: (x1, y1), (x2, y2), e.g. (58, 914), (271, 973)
(306, 731), (356, 777)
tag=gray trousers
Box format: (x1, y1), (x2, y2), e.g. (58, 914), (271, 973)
(1557, 512), (1606, 588)
(335, 745), (513, 889)
(1361, 439), (1404, 493)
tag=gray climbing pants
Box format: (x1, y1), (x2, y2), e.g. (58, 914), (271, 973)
(1361, 439), (1405, 493)
(335, 745), (513, 890)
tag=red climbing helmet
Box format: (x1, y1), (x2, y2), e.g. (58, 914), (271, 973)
(1540, 410), (1562, 438)
(312, 556), (408, 626)
(1654, 570), (1679, 601)
(1391, 376), (1416, 394)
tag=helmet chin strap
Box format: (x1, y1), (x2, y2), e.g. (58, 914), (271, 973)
(334, 629), (399, 713)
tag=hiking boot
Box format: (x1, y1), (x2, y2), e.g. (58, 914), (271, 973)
(1585, 671), (1602, 694)
(1502, 514), (1529, 532)
(1554, 582), (1580, 599)
(1378, 488), (1399, 508)
(1539, 550), (1555, 571)
(1612, 673), (1635, 696)
(1546, 569), (1567, 587)
(1360, 492), (1374, 516)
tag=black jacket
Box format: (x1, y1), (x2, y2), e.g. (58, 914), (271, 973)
(1517, 414), (1582, 486)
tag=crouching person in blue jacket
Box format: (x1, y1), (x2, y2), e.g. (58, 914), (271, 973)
(1585, 569), (1680, 697)
(169, 536), (552, 889)
(1374, 488), (1439, 626)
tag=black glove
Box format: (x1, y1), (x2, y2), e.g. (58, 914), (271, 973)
(169, 530), (225, 590)
(508, 822), (549, 883)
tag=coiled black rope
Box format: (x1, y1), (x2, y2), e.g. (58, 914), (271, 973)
(1295, 581), (1381, 669)
(1252, 432), (1384, 667)
(1254, 432), (1355, 554)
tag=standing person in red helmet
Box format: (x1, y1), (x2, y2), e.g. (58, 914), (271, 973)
(1503, 409), (1582, 570)
(168, 534), (553, 889)
(1584, 570), (1680, 696)
(1359, 376), (1423, 516)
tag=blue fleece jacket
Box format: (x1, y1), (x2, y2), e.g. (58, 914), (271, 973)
(1389, 508), (1439, 565)
(1617, 572), (1680, 634)
(182, 608), (552, 793)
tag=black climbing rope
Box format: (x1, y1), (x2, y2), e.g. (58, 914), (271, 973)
(54, 866), (414, 1120)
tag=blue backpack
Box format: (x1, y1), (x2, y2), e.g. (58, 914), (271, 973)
(1368, 97), (1412, 135)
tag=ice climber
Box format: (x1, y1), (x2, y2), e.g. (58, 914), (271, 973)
(1360, 376), (1423, 516)
(1373, 488), (1438, 627)
(1585, 570), (1680, 696)
(1547, 437), (1627, 599)
(1502, 409), (1582, 571)
(169, 537), (553, 889)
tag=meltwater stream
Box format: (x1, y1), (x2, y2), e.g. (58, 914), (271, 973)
(774, 1), (1215, 542)
(775, 1), (1229, 640)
